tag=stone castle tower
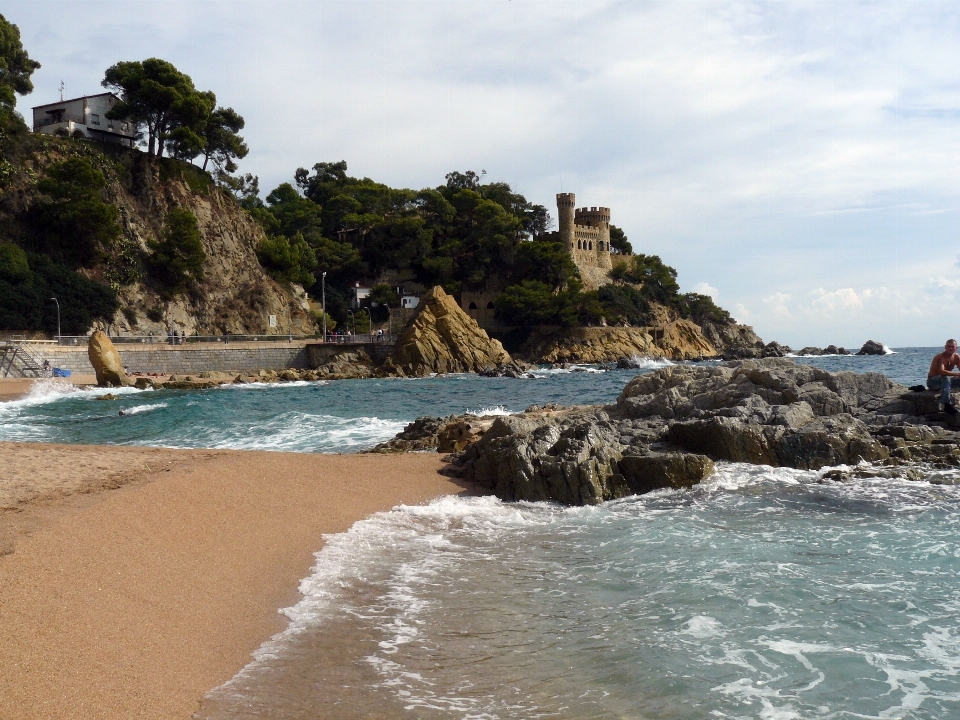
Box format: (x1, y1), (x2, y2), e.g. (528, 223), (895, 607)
(555, 193), (613, 272)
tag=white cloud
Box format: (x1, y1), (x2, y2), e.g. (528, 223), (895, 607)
(691, 282), (719, 300)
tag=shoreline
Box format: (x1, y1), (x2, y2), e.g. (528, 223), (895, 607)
(0, 441), (472, 720)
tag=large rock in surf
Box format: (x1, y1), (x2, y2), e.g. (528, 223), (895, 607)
(386, 286), (511, 376)
(87, 330), (133, 387)
(857, 340), (887, 355)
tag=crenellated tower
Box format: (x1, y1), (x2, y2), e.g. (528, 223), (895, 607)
(557, 192), (576, 252)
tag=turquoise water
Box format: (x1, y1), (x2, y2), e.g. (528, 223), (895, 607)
(7, 347), (958, 718)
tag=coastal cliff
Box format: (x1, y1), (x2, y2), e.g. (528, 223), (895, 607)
(0, 138), (312, 336)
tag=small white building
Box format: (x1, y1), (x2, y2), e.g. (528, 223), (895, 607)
(350, 285), (371, 310)
(400, 295), (419, 309)
(32, 93), (136, 147)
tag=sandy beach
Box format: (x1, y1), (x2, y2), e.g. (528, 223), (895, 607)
(0, 441), (471, 720)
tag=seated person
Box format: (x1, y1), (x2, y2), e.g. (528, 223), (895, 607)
(928, 339), (960, 413)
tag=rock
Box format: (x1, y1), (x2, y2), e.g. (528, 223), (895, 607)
(761, 341), (793, 358)
(618, 451), (715, 494)
(857, 340), (887, 355)
(133, 377), (155, 390)
(386, 286), (511, 376)
(437, 416), (497, 452)
(823, 345), (849, 355)
(798, 346), (822, 356)
(369, 415), (458, 453)
(87, 331), (133, 387)
(95, 393), (120, 401)
(480, 360), (535, 378)
(699, 320), (765, 359)
(520, 324), (716, 364)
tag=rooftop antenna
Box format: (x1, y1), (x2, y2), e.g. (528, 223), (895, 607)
(59, 80), (64, 101)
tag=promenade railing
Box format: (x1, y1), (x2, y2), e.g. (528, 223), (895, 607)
(44, 334), (398, 346)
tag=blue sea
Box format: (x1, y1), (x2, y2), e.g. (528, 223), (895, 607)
(5, 347), (960, 719)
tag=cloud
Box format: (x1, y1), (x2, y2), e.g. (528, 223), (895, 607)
(691, 282), (719, 300)
(11, 1), (960, 346)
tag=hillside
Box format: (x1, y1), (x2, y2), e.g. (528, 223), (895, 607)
(0, 129), (313, 337)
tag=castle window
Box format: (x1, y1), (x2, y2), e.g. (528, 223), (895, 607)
(577, 240), (582, 249)
(598, 241), (604, 251)
(486, 301), (495, 309)
(588, 241), (593, 250)
(468, 302), (478, 309)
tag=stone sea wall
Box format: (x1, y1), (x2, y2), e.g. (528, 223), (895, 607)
(34, 343), (311, 375)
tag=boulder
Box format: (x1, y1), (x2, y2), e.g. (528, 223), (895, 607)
(857, 340), (887, 355)
(823, 345), (849, 355)
(479, 360), (536, 378)
(437, 416), (497, 452)
(761, 341), (793, 358)
(87, 331), (133, 387)
(386, 286), (511, 376)
(798, 346), (822, 356)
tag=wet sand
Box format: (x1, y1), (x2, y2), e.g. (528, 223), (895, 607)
(0, 442), (470, 720)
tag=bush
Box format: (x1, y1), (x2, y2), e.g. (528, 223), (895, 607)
(595, 284), (651, 326)
(147, 208), (206, 297)
(679, 292), (732, 325)
(621, 254), (680, 303)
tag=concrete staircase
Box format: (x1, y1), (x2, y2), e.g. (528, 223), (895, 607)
(0, 343), (49, 378)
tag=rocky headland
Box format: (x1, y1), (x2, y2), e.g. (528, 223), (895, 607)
(376, 358), (960, 507)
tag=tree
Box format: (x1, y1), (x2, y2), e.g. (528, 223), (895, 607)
(609, 224), (632, 255)
(148, 208), (206, 296)
(369, 283), (399, 307)
(0, 14), (40, 112)
(256, 232), (316, 287)
(30, 158), (121, 268)
(102, 59), (213, 157)
(622, 254), (680, 303)
(200, 106), (247, 173)
(512, 237), (578, 288)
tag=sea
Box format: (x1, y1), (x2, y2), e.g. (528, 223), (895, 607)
(4, 347), (960, 719)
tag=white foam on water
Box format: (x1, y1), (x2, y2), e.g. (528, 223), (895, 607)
(681, 615), (726, 639)
(218, 380), (326, 390)
(883, 345), (898, 355)
(625, 355), (675, 369)
(467, 405), (511, 417)
(120, 402), (168, 415)
(1, 378), (148, 409)
(180, 411), (407, 452)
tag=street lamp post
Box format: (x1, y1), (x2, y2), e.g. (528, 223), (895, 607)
(50, 298), (60, 343)
(347, 310), (354, 336)
(321, 272), (327, 341)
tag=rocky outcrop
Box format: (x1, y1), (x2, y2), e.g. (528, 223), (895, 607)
(857, 340), (887, 355)
(479, 360), (536, 378)
(698, 321), (765, 359)
(385, 286), (511, 376)
(376, 357), (960, 506)
(88, 331), (133, 387)
(518, 323), (719, 364)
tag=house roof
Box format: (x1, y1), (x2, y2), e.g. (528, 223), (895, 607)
(31, 92), (120, 111)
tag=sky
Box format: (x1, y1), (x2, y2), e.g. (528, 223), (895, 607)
(8, 0), (960, 348)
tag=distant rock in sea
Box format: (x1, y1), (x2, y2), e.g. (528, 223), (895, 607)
(857, 340), (887, 355)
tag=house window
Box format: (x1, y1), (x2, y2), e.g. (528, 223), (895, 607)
(90, 114), (100, 126)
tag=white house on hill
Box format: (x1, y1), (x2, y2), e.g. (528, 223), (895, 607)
(32, 93), (136, 147)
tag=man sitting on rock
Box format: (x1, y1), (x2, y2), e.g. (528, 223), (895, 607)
(928, 339), (960, 414)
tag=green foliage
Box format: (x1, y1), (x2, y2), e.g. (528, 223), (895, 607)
(0, 13), (40, 111)
(102, 58), (215, 158)
(369, 283), (399, 307)
(609, 224), (632, 255)
(512, 237), (578, 288)
(256, 232), (317, 287)
(620, 254), (681, 303)
(494, 281), (579, 328)
(29, 157), (121, 268)
(679, 292), (732, 325)
(200, 106), (247, 173)
(157, 156), (213, 195)
(0, 250), (118, 334)
(593, 284), (651, 326)
(147, 208), (206, 297)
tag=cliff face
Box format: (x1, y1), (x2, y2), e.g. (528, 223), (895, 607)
(387, 286), (511, 375)
(0, 140), (313, 336)
(518, 321), (719, 363)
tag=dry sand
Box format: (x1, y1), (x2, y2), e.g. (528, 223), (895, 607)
(0, 442), (471, 720)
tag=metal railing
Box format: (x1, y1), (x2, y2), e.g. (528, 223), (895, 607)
(48, 334), (398, 346)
